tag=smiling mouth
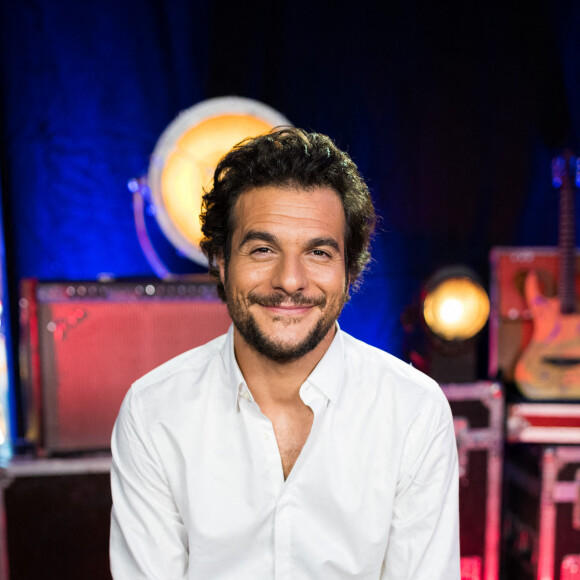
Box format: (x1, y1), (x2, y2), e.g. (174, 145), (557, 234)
(248, 291), (326, 312)
(262, 304), (314, 316)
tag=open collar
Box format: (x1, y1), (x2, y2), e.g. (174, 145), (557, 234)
(220, 323), (346, 408)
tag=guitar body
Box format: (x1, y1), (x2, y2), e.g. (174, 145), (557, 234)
(514, 270), (580, 398)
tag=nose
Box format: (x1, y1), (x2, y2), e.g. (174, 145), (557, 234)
(270, 252), (308, 295)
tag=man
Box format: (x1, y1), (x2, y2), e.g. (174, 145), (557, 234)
(110, 128), (460, 579)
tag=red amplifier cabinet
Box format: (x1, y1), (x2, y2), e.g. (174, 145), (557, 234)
(489, 247), (580, 384)
(19, 277), (231, 455)
(441, 382), (503, 580)
(503, 444), (580, 580)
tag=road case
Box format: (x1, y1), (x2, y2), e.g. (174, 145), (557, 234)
(507, 403), (580, 445)
(442, 382), (504, 580)
(503, 444), (580, 579)
(0, 456), (112, 580)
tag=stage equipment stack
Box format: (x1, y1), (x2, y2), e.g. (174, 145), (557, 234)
(490, 246), (580, 579)
(442, 382), (504, 580)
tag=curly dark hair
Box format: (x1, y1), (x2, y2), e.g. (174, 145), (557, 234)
(199, 127), (376, 301)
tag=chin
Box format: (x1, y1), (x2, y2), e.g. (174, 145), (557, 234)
(237, 315), (334, 363)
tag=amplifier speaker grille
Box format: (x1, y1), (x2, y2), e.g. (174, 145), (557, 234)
(19, 278), (231, 454)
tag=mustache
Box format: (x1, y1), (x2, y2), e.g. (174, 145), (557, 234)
(247, 291), (326, 308)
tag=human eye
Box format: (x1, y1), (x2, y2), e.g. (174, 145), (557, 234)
(250, 246), (274, 256)
(310, 248), (331, 259)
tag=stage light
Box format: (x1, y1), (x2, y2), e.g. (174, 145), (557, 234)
(423, 267), (490, 342)
(402, 266), (490, 383)
(147, 96), (291, 266)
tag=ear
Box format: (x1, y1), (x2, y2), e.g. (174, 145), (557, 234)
(217, 252), (226, 285)
(344, 273), (351, 296)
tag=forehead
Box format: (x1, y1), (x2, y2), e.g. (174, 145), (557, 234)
(231, 186), (346, 239)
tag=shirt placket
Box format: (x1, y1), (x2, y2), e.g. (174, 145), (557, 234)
(273, 486), (292, 580)
(273, 385), (327, 580)
(254, 406), (290, 579)
(238, 382), (328, 580)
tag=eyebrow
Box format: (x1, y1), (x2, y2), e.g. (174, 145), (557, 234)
(239, 231), (278, 247)
(305, 237), (341, 253)
(239, 231), (341, 253)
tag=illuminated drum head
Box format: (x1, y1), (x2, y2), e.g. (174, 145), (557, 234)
(148, 97), (292, 265)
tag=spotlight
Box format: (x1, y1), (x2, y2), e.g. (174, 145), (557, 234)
(146, 96), (291, 267)
(423, 267), (490, 342)
(403, 266), (490, 383)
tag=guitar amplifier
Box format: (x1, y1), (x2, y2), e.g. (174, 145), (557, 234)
(18, 277), (231, 455)
(488, 247), (580, 385)
(441, 382), (504, 580)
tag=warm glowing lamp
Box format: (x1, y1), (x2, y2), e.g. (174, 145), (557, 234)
(423, 267), (490, 341)
(148, 97), (292, 266)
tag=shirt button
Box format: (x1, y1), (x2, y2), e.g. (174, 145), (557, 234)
(263, 433), (270, 440)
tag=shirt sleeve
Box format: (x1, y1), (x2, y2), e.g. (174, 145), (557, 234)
(381, 392), (460, 580)
(110, 388), (189, 579)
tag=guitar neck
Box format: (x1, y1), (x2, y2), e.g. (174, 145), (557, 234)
(557, 153), (577, 314)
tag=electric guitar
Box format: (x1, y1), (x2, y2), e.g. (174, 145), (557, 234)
(514, 151), (580, 399)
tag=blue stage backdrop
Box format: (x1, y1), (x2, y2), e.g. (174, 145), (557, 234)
(0, 0), (579, 373)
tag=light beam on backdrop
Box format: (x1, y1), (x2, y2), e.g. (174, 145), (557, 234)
(131, 96), (292, 276)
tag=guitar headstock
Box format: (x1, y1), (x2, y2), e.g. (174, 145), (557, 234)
(551, 151), (580, 189)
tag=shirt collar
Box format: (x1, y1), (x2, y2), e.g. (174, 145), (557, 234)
(220, 325), (247, 408)
(220, 323), (346, 408)
(304, 323), (345, 403)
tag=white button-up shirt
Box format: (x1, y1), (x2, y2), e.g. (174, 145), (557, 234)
(110, 325), (460, 579)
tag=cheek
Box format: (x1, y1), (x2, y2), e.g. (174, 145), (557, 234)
(228, 262), (272, 289)
(309, 265), (347, 291)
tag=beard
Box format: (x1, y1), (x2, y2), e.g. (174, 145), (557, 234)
(225, 287), (347, 363)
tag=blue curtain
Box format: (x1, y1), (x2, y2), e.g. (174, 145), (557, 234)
(0, 0), (578, 360)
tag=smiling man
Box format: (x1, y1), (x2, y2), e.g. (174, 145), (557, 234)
(110, 128), (460, 579)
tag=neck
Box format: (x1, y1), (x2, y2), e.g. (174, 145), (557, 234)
(233, 325), (336, 407)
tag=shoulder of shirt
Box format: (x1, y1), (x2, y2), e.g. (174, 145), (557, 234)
(129, 332), (227, 395)
(339, 329), (445, 402)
